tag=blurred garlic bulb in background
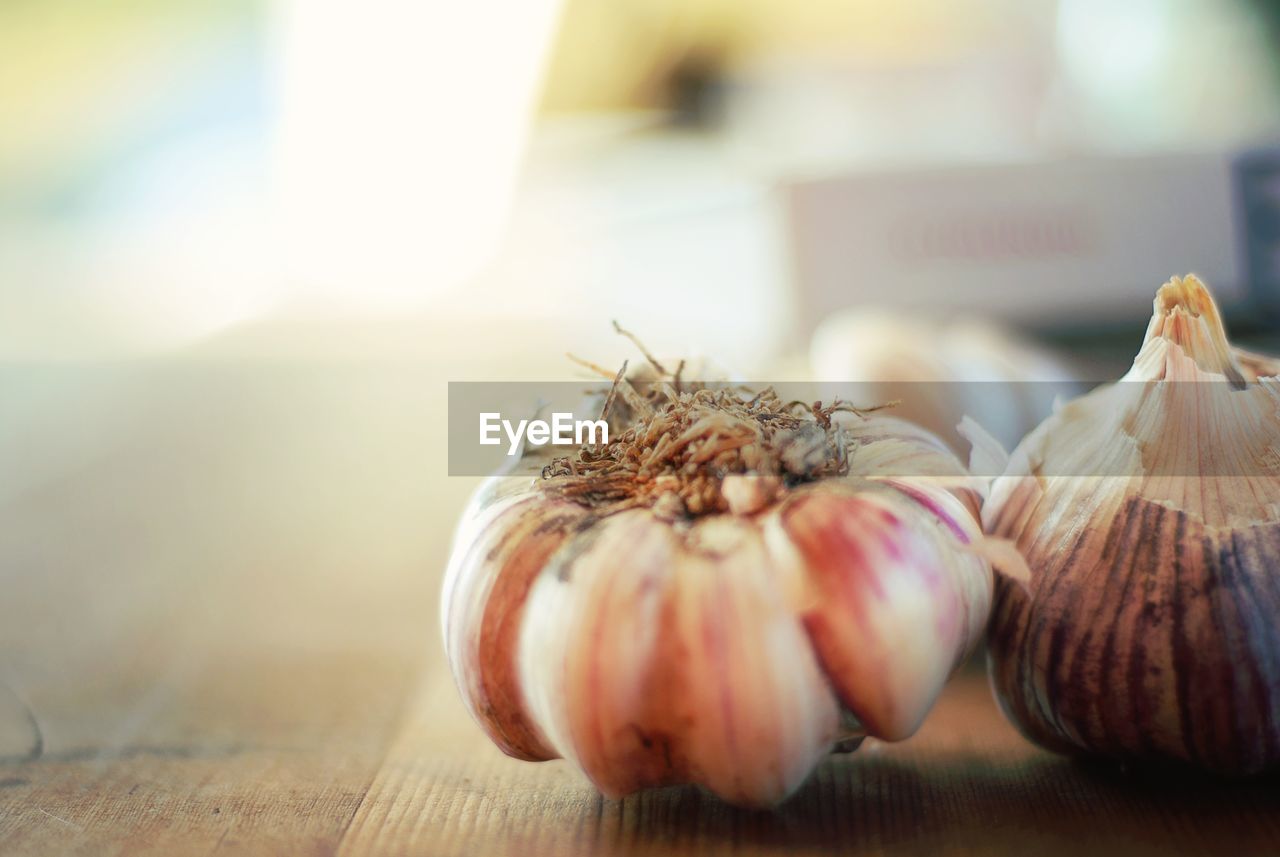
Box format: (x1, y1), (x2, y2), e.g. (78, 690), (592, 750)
(810, 309), (1080, 453)
(443, 362), (993, 806)
(987, 275), (1280, 774)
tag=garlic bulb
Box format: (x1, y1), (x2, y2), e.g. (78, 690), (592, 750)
(443, 371), (993, 806)
(810, 309), (1079, 452)
(986, 274), (1280, 774)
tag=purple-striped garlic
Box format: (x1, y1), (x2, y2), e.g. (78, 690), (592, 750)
(987, 275), (1280, 774)
(443, 374), (993, 806)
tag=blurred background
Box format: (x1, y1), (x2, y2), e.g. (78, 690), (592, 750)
(4, 0), (1280, 843)
(5, 0), (1280, 364)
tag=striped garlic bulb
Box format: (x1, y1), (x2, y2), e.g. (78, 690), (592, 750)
(987, 275), (1280, 774)
(443, 377), (992, 806)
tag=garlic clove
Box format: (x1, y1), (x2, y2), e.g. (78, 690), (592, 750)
(441, 492), (582, 761)
(781, 483), (989, 739)
(519, 510), (688, 797)
(674, 516), (842, 805)
(518, 510), (841, 805)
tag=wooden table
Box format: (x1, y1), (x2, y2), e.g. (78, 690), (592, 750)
(2, 359), (1278, 856)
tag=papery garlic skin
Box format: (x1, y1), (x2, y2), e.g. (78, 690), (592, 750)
(442, 411), (992, 806)
(986, 275), (1280, 774)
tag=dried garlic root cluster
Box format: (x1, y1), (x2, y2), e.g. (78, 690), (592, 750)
(987, 275), (1280, 774)
(443, 361), (994, 806)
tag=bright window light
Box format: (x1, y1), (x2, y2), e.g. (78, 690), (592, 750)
(271, 0), (563, 310)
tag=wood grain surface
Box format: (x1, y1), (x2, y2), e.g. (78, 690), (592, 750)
(1, 361), (1278, 856)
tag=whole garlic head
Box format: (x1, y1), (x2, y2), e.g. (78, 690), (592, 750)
(986, 274), (1280, 774)
(810, 309), (1079, 453)
(443, 378), (992, 806)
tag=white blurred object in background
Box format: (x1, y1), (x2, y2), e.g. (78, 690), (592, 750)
(787, 151), (1261, 329)
(1043, 0), (1280, 149)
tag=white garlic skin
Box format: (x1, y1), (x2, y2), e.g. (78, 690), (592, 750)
(986, 275), (1280, 775)
(442, 415), (992, 806)
(810, 310), (1079, 453)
